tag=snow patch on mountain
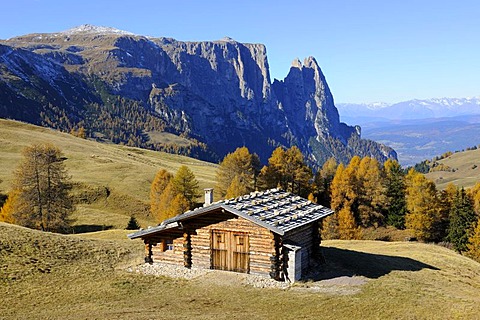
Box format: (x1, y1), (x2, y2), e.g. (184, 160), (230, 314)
(61, 24), (135, 36)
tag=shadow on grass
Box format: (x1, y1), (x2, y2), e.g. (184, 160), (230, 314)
(72, 224), (114, 234)
(312, 247), (440, 280)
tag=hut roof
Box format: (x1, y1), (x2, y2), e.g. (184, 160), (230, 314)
(128, 188), (334, 239)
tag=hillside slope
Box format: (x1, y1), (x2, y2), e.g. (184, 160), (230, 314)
(1, 222), (479, 319)
(0, 119), (218, 228)
(425, 147), (480, 189)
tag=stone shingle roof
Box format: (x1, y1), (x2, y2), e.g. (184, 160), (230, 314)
(128, 188), (334, 239)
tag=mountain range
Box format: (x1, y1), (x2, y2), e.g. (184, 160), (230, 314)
(337, 98), (480, 166)
(0, 24), (396, 166)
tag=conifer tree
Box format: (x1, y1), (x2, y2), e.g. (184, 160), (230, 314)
(225, 175), (249, 199)
(259, 146), (312, 196)
(329, 162), (359, 238)
(11, 143), (73, 232)
(357, 157), (387, 227)
(383, 159), (407, 229)
(165, 194), (190, 219)
(126, 215), (140, 230)
(0, 190), (17, 224)
(172, 165), (200, 208)
(404, 169), (442, 242)
(466, 218), (480, 262)
(216, 147), (260, 198)
(338, 206), (360, 240)
(313, 157), (337, 207)
(150, 169), (173, 217)
(447, 188), (476, 252)
(155, 181), (176, 222)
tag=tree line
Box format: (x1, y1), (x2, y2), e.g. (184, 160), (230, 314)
(2, 143), (480, 263)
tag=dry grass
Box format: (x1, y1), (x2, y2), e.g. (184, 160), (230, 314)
(426, 148), (480, 189)
(1, 222), (480, 319)
(0, 119), (218, 228)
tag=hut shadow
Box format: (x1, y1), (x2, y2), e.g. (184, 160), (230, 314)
(308, 246), (440, 281)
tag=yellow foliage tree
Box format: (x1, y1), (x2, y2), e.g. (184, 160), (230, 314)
(150, 169), (173, 218)
(164, 194), (190, 220)
(155, 182), (176, 222)
(404, 169), (442, 241)
(259, 146), (312, 196)
(357, 157), (387, 227)
(0, 191), (17, 224)
(225, 175), (249, 199)
(216, 147), (260, 198)
(337, 206), (360, 240)
(466, 219), (480, 262)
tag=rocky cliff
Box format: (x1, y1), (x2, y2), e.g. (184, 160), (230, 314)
(0, 25), (396, 165)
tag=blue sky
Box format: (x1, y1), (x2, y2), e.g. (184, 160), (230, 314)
(1, 0), (479, 103)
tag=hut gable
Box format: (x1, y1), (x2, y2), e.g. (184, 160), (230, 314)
(128, 188), (334, 282)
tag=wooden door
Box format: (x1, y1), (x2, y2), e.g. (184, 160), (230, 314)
(212, 230), (249, 273)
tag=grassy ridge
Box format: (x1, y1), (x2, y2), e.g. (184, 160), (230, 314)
(0, 119), (218, 228)
(425, 148), (480, 189)
(1, 222), (480, 319)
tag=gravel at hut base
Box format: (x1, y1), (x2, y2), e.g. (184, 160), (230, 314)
(128, 263), (290, 289)
(128, 263), (367, 294)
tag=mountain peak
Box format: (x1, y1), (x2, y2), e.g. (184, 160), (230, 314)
(61, 24), (135, 36)
(291, 58), (302, 68)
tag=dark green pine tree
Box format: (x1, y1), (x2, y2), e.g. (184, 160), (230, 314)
(126, 216), (140, 230)
(447, 188), (476, 252)
(384, 160), (408, 229)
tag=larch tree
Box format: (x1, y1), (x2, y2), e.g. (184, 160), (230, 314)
(172, 165), (200, 208)
(383, 159), (407, 229)
(313, 157), (337, 207)
(216, 147), (260, 198)
(11, 143), (73, 233)
(225, 175), (249, 199)
(259, 146), (312, 196)
(468, 182), (480, 215)
(404, 169), (442, 242)
(0, 190), (17, 224)
(327, 161), (359, 239)
(447, 188), (476, 252)
(356, 157), (387, 227)
(150, 169), (173, 218)
(466, 218), (480, 262)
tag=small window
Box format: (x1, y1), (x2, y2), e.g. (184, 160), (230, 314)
(236, 236), (244, 246)
(165, 239), (174, 251)
(216, 233), (224, 243)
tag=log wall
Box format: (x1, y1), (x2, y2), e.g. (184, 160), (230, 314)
(187, 210), (276, 275)
(283, 222), (319, 275)
(143, 209), (276, 276)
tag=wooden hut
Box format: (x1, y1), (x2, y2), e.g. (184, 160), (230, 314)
(128, 188), (334, 282)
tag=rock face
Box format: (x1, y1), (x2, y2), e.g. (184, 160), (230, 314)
(0, 25), (396, 165)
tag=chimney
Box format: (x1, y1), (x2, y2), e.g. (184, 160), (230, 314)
(204, 188), (213, 206)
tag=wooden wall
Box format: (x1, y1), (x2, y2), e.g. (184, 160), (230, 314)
(187, 209), (276, 275)
(283, 222), (320, 275)
(144, 209), (277, 276)
(142, 209), (321, 279)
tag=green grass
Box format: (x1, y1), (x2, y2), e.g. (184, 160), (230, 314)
(425, 148), (480, 189)
(1, 222), (480, 319)
(0, 119), (218, 228)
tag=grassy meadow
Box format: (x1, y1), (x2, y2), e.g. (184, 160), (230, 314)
(1, 222), (480, 319)
(426, 148), (480, 189)
(0, 119), (218, 229)
(2, 119), (480, 319)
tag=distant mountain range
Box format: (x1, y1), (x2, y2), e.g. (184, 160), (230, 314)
(0, 24), (396, 167)
(337, 98), (480, 124)
(337, 98), (480, 166)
